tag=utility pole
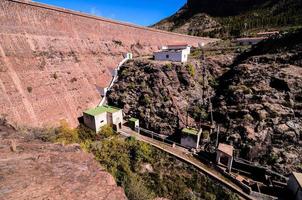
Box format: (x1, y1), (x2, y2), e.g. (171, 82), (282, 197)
(209, 98), (214, 125)
(146, 110), (150, 130)
(215, 125), (220, 149)
(200, 50), (206, 105)
(186, 106), (189, 127)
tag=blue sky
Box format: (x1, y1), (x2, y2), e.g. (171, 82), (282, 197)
(34, 0), (186, 26)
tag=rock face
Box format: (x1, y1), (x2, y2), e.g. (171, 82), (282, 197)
(108, 30), (302, 174)
(0, 0), (215, 128)
(212, 32), (302, 173)
(0, 119), (127, 200)
(107, 57), (229, 135)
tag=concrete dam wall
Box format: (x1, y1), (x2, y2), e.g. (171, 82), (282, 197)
(0, 0), (217, 127)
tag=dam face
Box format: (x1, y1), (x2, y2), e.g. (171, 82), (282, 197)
(0, 0), (216, 127)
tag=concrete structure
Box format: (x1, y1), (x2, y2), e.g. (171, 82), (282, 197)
(97, 86), (108, 97)
(83, 105), (123, 132)
(256, 31), (279, 37)
(129, 117), (139, 131)
(235, 37), (266, 46)
(216, 143), (234, 172)
(287, 172), (302, 200)
(180, 128), (202, 149)
(124, 53), (133, 59)
(0, 0), (218, 128)
(154, 44), (191, 62)
(98, 53), (132, 102)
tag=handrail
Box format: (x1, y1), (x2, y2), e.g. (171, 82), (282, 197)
(98, 56), (130, 106)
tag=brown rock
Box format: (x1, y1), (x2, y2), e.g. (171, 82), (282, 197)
(0, 123), (127, 200)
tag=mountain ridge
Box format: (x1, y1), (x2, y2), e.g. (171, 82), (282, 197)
(153, 0), (302, 37)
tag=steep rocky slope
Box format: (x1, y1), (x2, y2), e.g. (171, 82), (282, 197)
(107, 30), (302, 174)
(0, 0), (213, 128)
(153, 0), (302, 37)
(0, 119), (126, 200)
(107, 56), (232, 135)
(213, 31), (302, 173)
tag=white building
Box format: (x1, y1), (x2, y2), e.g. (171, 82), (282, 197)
(83, 105), (123, 132)
(154, 44), (191, 63)
(287, 172), (302, 200)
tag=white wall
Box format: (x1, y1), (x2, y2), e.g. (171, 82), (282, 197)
(112, 110), (123, 125)
(84, 110), (123, 132)
(94, 112), (108, 132)
(154, 50), (188, 62)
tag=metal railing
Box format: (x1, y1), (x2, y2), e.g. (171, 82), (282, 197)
(136, 127), (190, 150)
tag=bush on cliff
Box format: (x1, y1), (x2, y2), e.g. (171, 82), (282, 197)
(52, 123), (239, 200)
(55, 120), (79, 144)
(186, 63), (195, 77)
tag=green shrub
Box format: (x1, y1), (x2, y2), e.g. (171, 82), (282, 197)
(189, 105), (208, 121)
(203, 130), (210, 139)
(124, 174), (155, 200)
(164, 63), (173, 70)
(129, 82), (135, 90)
(55, 120), (79, 144)
(50, 121), (239, 200)
(141, 95), (151, 105)
(186, 63), (195, 77)
(229, 85), (252, 94)
(190, 49), (202, 58)
(100, 125), (116, 138)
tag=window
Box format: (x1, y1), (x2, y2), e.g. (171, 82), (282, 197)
(100, 120), (104, 124)
(166, 54), (169, 59)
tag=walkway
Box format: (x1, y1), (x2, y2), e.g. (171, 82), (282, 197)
(99, 55), (131, 106)
(120, 126), (255, 200)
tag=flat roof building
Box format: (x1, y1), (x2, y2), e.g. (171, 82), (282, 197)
(216, 143), (234, 172)
(154, 44), (191, 63)
(83, 105), (123, 132)
(181, 127), (202, 149)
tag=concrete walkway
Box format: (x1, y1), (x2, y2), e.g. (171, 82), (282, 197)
(120, 126), (255, 200)
(99, 56), (130, 106)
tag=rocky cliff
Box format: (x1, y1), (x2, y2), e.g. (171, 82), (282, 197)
(107, 56), (231, 135)
(0, 0), (215, 128)
(213, 31), (302, 173)
(0, 119), (127, 200)
(107, 30), (302, 174)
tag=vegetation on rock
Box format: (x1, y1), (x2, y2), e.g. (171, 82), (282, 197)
(51, 122), (239, 200)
